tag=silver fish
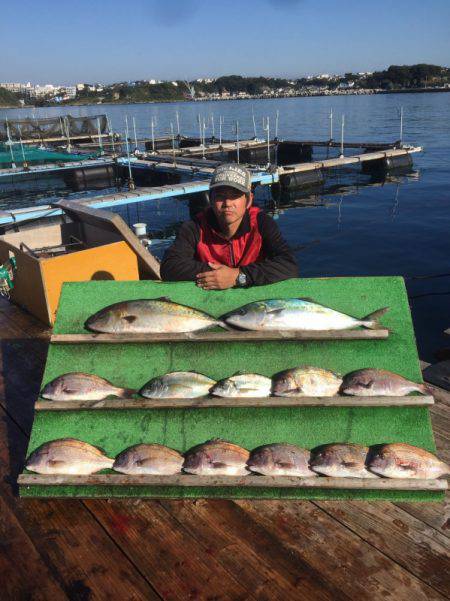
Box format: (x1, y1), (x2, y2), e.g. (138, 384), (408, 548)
(247, 443), (317, 477)
(41, 372), (135, 401)
(141, 371), (216, 399)
(26, 438), (114, 475)
(211, 373), (272, 398)
(273, 366), (342, 397)
(85, 297), (223, 334)
(113, 444), (183, 475)
(368, 443), (450, 479)
(183, 439), (250, 475)
(221, 298), (389, 331)
(309, 443), (378, 478)
(341, 369), (427, 396)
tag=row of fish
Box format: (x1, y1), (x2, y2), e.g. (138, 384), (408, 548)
(85, 297), (389, 334)
(41, 368), (427, 401)
(26, 438), (449, 480)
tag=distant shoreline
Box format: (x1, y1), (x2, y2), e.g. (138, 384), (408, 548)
(2, 86), (449, 110)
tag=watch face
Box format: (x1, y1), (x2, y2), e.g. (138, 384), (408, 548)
(238, 272), (247, 286)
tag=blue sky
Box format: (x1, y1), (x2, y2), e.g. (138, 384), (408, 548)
(1, 0), (450, 84)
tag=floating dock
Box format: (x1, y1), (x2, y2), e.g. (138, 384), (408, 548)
(0, 135), (422, 228)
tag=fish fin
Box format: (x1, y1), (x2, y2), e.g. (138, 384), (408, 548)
(123, 315), (137, 324)
(136, 458), (155, 467)
(212, 462), (228, 469)
(297, 297), (316, 303)
(48, 460), (67, 467)
(62, 388), (78, 395)
(342, 461), (360, 468)
(276, 461), (295, 469)
(361, 307), (390, 329)
(157, 296), (171, 302)
(360, 380), (375, 389)
(398, 464), (415, 472)
(265, 307), (287, 315)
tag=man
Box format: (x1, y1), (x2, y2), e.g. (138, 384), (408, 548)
(160, 163), (298, 289)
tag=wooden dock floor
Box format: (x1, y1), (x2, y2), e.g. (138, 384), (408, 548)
(0, 298), (448, 600)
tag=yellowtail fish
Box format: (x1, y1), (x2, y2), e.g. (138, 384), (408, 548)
(113, 444), (183, 475)
(341, 369), (427, 396)
(247, 443), (317, 477)
(183, 439), (250, 475)
(211, 373), (272, 398)
(368, 443), (450, 479)
(273, 366), (342, 397)
(221, 298), (389, 331)
(41, 372), (135, 401)
(309, 443), (378, 478)
(85, 297), (224, 334)
(26, 439), (114, 475)
(141, 371), (216, 399)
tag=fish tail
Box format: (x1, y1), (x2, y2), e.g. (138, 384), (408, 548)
(118, 388), (137, 398)
(361, 307), (390, 329)
(418, 382), (433, 395)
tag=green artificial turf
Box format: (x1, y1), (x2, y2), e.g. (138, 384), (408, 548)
(20, 277), (443, 501)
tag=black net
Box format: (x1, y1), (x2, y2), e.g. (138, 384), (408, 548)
(0, 114), (109, 141)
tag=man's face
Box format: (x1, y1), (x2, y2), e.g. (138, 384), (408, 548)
(211, 186), (252, 227)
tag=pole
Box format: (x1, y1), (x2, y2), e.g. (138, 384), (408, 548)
(5, 119), (16, 168)
(275, 110), (279, 140)
(97, 117), (103, 154)
(399, 106), (403, 145)
(235, 120), (240, 164)
(329, 108), (333, 140)
(263, 117), (270, 166)
(64, 116), (71, 152)
(176, 111), (180, 136)
(124, 116), (135, 189)
(151, 117), (155, 152)
(219, 116), (223, 147)
(17, 123), (27, 167)
(340, 114), (345, 158)
(210, 114), (215, 140)
(252, 107), (257, 138)
(106, 115), (116, 156)
(170, 122), (176, 163)
(132, 116), (138, 151)
(197, 114), (202, 147)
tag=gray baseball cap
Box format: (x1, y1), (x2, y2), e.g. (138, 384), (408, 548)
(209, 163), (252, 194)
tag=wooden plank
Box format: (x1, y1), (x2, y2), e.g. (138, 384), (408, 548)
(160, 499), (341, 600)
(34, 394), (435, 411)
(236, 499), (446, 600)
(0, 402), (160, 600)
(85, 499), (258, 600)
(315, 500), (450, 597)
(0, 495), (69, 601)
(395, 499), (450, 539)
(51, 328), (390, 344)
(18, 473), (448, 491)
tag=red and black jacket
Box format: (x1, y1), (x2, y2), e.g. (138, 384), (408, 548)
(160, 207), (298, 286)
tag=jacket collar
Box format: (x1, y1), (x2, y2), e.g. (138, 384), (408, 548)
(204, 207), (251, 239)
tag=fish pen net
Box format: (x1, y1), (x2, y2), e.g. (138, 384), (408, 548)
(0, 115), (109, 142)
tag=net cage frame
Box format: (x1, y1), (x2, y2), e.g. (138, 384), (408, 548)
(0, 115), (109, 141)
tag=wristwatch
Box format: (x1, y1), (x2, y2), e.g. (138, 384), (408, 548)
(236, 271), (248, 288)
